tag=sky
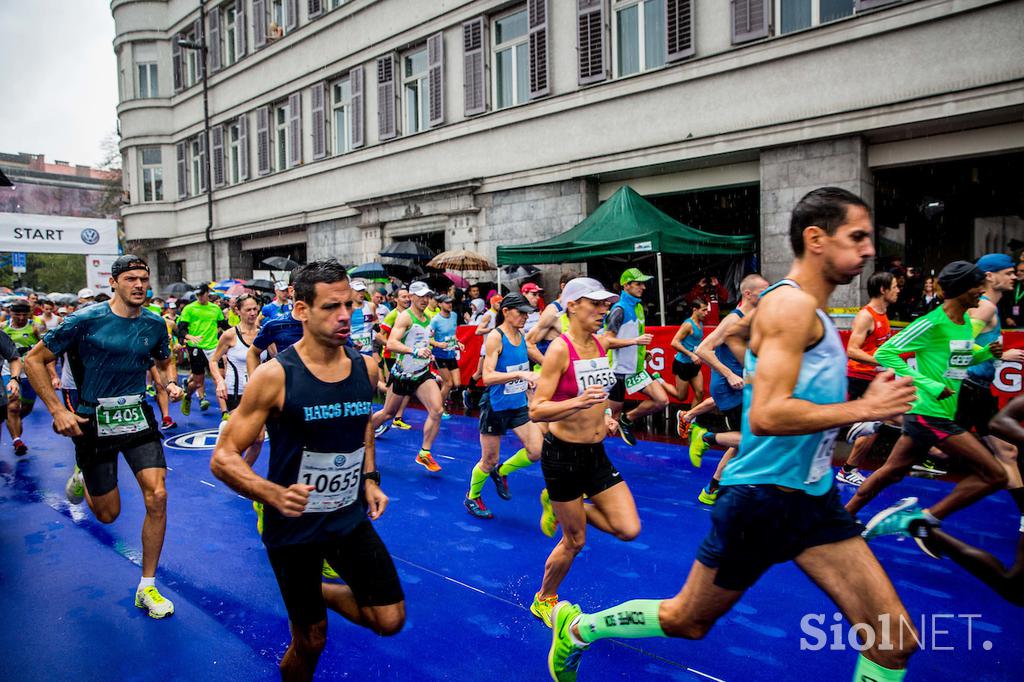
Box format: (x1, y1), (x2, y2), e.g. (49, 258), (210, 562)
(0, 1), (119, 168)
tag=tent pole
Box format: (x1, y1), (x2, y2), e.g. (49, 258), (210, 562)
(656, 251), (666, 326)
(497, 265), (502, 295)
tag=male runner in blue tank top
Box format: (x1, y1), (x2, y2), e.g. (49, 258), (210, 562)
(212, 260), (404, 680)
(547, 188), (920, 682)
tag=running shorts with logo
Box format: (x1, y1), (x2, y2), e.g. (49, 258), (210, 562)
(478, 395), (529, 436)
(71, 400), (165, 496)
(540, 431), (624, 503)
(187, 346), (216, 374)
(902, 413), (966, 449)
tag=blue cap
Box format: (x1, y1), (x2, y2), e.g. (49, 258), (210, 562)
(976, 253), (1015, 273)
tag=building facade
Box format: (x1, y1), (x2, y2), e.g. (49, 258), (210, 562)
(0, 153), (120, 220)
(113, 0), (1024, 305)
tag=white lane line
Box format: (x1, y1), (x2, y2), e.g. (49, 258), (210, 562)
(687, 667), (726, 682)
(199, 480), (216, 488)
(433, 454), (457, 460)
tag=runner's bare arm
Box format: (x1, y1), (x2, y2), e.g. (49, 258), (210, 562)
(246, 341), (263, 377)
(208, 328), (235, 387)
(845, 307), (878, 366)
(695, 315), (741, 385)
(385, 313), (417, 355)
(669, 321), (691, 355)
(24, 342), (87, 435)
(475, 312), (492, 336)
(989, 395), (1024, 446)
(360, 355), (388, 520)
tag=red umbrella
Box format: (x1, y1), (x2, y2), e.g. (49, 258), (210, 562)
(445, 271), (469, 288)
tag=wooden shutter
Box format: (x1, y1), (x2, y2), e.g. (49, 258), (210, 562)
(176, 141), (188, 198)
(462, 18), (486, 116)
(311, 82), (327, 159)
(211, 125), (225, 187)
(427, 32), (444, 128)
(208, 8), (222, 72)
(253, 0), (267, 49)
(666, 0), (694, 62)
(350, 65), (364, 149)
(192, 18), (203, 78)
(256, 105), (271, 175)
(198, 134), (208, 192)
(731, 0), (769, 44)
(238, 114), (250, 180)
(172, 35), (183, 92)
(528, 0), (549, 98)
(286, 0), (299, 31)
(235, 0), (247, 58)
(577, 0), (606, 86)
(288, 92), (302, 166)
(308, 0), (324, 19)
(856, 0), (900, 10)
(376, 54), (397, 140)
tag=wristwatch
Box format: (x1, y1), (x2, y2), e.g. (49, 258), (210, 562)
(363, 470), (381, 486)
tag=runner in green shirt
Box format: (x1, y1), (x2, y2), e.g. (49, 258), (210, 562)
(850, 261), (1009, 551)
(177, 284), (227, 415)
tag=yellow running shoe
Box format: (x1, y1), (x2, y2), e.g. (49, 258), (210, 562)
(135, 585), (175, 619)
(393, 418), (412, 430)
(540, 488), (559, 538)
(531, 592), (559, 628)
(253, 501), (264, 535)
(688, 424), (708, 468)
(322, 561), (340, 580)
(416, 449), (442, 472)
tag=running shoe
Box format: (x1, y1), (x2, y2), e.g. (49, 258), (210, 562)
(146, 384), (156, 397)
(863, 496), (925, 541)
(393, 418), (412, 430)
(160, 416), (177, 431)
(835, 468), (866, 486)
(539, 488), (558, 538)
(490, 467), (511, 501)
(221, 412), (230, 422)
(548, 601), (587, 682)
(199, 398), (211, 411)
(253, 501), (264, 535)
(441, 411), (452, 420)
(65, 466), (85, 505)
(688, 425), (708, 468)
(374, 420), (392, 438)
(181, 395), (192, 416)
(462, 388), (475, 410)
(135, 585), (175, 619)
(464, 495), (494, 519)
(912, 459), (947, 475)
(617, 414), (637, 447)
(322, 561), (340, 580)
(697, 485), (718, 506)
(531, 592), (558, 628)
(845, 420), (880, 443)
(676, 411), (691, 440)
(415, 449), (442, 472)
(13, 439), (27, 456)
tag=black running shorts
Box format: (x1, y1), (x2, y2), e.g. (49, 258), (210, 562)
(434, 357), (459, 371)
(540, 432), (624, 503)
(226, 394), (243, 411)
(388, 370), (433, 397)
(954, 380), (998, 437)
(672, 360), (701, 381)
(479, 403), (530, 436)
(847, 376), (872, 401)
(902, 413), (966, 449)
(187, 346), (213, 374)
(71, 401), (165, 496)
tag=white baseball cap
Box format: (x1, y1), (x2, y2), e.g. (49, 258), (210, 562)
(409, 281), (434, 297)
(561, 278), (619, 304)
(77, 288), (95, 299)
(351, 280), (367, 292)
(274, 280), (289, 291)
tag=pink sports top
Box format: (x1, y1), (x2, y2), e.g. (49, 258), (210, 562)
(552, 333), (616, 402)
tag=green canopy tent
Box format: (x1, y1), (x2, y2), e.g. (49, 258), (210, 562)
(496, 185), (755, 324)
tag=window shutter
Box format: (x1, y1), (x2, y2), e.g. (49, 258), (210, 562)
(288, 92), (302, 166)
(211, 125), (225, 187)
(198, 134), (208, 192)
(256, 105), (271, 175)
(208, 8), (222, 72)
(176, 141), (188, 198)
(311, 82), (327, 159)
(350, 65), (364, 149)
(666, 0), (694, 62)
(376, 54), (397, 140)
(427, 32), (444, 128)
(172, 36), (183, 92)
(308, 0), (324, 19)
(235, 0), (247, 57)
(286, 0), (299, 31)
(528, 0), (549, 99)
(577, 0), (606, 86)
(731, 0), (769, 44)
(238, 114), (250, 180)
(856, 0), (900, 10)
(462, 18), (486, 116)
(253, 0), (267, 49)
(192, 18), (203, 79)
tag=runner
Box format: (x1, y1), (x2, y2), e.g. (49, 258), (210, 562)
(260, 280), (293, 324)
(465, 293), (543, 519)
(38, 299), (63, 331)
(0, 330), (21, 446)
(836, 271), (899, 486)
(177, 284), (227, 415)
(348, 280), (376, 358)
(210, 293), (260, 429)
(211, 260), (404, 680)
(376, 288), (413, 434)
(546, 187), (920, 682)
(526, 273), (576, 366)
(848, 261), (1009, 537)
(25, 255), (183, 618)
(465, 294), (502, 410)
(528, 277), (638, 629)
(670, 299), (708, 438)
(521, 283), (544, 360)
(428, 294), (461, 418)
(3, 298), (49, 455)
(370, 281), (445, 472)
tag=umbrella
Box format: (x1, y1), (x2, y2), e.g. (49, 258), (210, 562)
(243, 278), (276, 292)
(349, 262), (386, 279)
(382, 259), (425, 282)
(427, 249), (495, 271)
(419, 270), (454, 292)
(213, 278), (242, 292)
(225, 283), (248, 297)
(502, 264), (541, 284)
(163, 281), (193, 297)
(445, 271), (469, 288)
(177, 291), (197, 304)
(261, 256), (302, 271)
(13, 287), (34, 295)
(379, 241), (435, 262)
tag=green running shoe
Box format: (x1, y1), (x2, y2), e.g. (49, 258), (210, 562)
(322, 561), (340, 580)
(539, 488), (558, 538)
(697, 484), (718, 506)
(548, 601), (587, 681)
(863, 497), (923, 540)
(181, 395), (192, 416)
(253, 501), (264, 535)
(199, 397), (211, 411)
(688, 425), (708, 468)
(531, 592), (558, 628)
(146, 384), (156, 398)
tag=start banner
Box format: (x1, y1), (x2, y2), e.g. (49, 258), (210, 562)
(0, 213), (118, 255)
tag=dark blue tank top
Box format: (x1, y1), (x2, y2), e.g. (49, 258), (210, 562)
(263, 345), (374, 548)
(486, 328), (530, 412)
(709, 310), (745, 411)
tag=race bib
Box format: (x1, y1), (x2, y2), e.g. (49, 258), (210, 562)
(350, 330), (371, 351)
(504, 362), (530, 395)
(805, 428), (838, 485)
(96, 394), (149, 438)
(297, 447), (365, 513)
(944, 340), (973, 380)
(574, 356), (616, 396)
(625, 370), (654, 394)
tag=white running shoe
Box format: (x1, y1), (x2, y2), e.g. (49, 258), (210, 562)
(135, 585), (175, 619)
(65, 466), (85, 504)
(835, 468), (866, 486)
(911, 459), (947, 476)
(846, 421), (880, 443)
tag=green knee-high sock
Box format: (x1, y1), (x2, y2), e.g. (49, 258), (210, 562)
(576, 599), (666, 644)
(852, 654), (906, 682)
(468, 464), (489, 499)
(498, 448), (533, 477)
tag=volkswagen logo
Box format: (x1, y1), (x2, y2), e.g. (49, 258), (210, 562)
(334, 455), (346, 467)
(164, 428), (269, 450)
(81, 228), (101, 245)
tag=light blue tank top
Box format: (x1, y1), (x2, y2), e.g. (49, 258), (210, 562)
(721, 280), (848, 496)
(674, 318), (704, 363)
(487, 329), (530, 412)
(430, 312), (458, 360)
(709, 310), (745, 411)
(966, 295), (999, 386)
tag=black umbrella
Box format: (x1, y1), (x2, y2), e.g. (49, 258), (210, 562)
(379, 241), (435, 262)
(261, 256), (302, 271)
(418, 269), (454, 292)
(163, 281), (193, 297)
(502, 264), (541, 283)
(243, 278), (276, 292)
(177, 291), (197, 304)
(382, 259), (425, 282)
(349, 262), (386, 279)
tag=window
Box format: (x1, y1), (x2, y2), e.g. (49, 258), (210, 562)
(190, 137), (203, 195)
(402, 47), (429, 135)
(228, 121), (242, 184)
(492, 8), (529, 110)
(274, 101), (290, 170)
(136, 62), (158, 98)
(331, 77), (353, 155)
(184, 27), (201, 87)
(269, 0), (286, 38)
(331, 0), (347, 7)
(140, 147), (163, 202)
(614, 0), (666, 77)
(777, 0), (854, 34)
(223, 3), (238, 66)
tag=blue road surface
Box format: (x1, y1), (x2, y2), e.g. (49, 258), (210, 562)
(1, 388), (1022, 681)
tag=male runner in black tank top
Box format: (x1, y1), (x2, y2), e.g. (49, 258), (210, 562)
(212, 260), (404, 681)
